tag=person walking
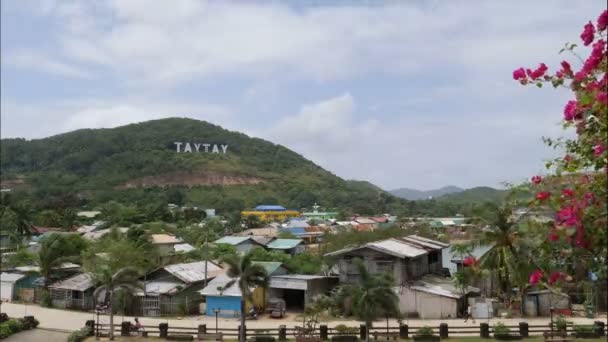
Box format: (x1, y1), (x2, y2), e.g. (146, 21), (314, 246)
(464, 304), (475, 323)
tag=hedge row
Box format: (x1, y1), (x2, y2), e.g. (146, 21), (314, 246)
(0, 316), (40, 339)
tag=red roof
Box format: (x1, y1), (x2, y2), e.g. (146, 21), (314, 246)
(31, 226), (63, 235)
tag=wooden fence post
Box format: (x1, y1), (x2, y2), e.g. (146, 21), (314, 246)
(279, 325), (287, 341)
(359, 324), (366, 340)
(595, 321), (605, 337)
(239, 324), (247, 341)
(320, 325), (328, 340)
(439, 323), (448, 339)
(85, 320), (95, 336)
(121, 321), (131, 336)
(399, 324), (408, 339)
(519, 322), (529, 337)
(159, 323), (169, 338)
(480, 323), (489, 338)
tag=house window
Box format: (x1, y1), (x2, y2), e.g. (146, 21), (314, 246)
(375, 261), (393, 274)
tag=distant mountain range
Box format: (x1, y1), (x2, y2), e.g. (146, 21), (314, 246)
(390, 185), (506, 203)
(389, 186), (464, 200)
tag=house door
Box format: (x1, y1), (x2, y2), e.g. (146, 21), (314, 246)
(1, 282), (13, 302)
(143, 296), (160, 316)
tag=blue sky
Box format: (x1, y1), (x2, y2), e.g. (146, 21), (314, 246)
(1, 1), (604, 190)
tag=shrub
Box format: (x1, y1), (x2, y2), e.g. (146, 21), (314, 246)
(493, 322), (511, 336)
(39, 289), (52, 308)
(5, 319), (24, 334)
(416, 326), (434, 336)
(0, 325), (12, 339)
(334, 324), (358, 335)
(553, 316), (570, 331)
(574, 324), (595, 334)
(67, 327), (92, 342)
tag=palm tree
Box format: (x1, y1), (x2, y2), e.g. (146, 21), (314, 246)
(35, 233), (84, 291)
(341, 259), (400, 342)
(473, 205), (535, 313)
(11, 201), (33, 237)
(92, 267), (142, 341)
(222, 252), (269, 342)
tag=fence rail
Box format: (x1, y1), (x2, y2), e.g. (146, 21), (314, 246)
(89, 320), (607, 340)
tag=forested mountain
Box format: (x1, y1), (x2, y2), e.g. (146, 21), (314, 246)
(0, 118), (399, 214)
(435, 186), (507, 204)
(389, 186), (464, 200)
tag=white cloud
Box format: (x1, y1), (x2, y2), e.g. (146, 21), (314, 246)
(2, 49), (94, 79)
(0, 98), (233, 139)
(7, 1), (603, 84)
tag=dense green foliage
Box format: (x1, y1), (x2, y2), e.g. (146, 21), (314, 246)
(0, 118), (503, 218)
(0, 318), (39, 339)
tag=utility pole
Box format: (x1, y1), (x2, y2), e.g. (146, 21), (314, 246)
(203, 221), (209, 288)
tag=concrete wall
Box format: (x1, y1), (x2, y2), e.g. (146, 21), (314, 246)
(397, 287), (458, 319)
(206, 296), (241, 318)
(336, 248), (406, 285)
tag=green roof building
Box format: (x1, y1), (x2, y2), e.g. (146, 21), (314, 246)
(302, 203), (338, 221)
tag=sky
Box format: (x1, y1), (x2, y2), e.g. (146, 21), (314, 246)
(1, 0), (605, 191)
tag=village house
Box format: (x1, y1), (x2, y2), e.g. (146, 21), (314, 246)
(150, 234), (184, 256)
(214, 236), (264, 254)
(266, 239), (305, 255)
(0, 272), (38, 303)
(136, 260), (224, 316)
(48, 273), (95, 310)
(325, 235), (479, 319)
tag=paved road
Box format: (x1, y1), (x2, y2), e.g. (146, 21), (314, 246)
(1, 302), (606, 332)
(4, 329), (70, 342)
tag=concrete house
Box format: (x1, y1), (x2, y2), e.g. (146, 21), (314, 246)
(326, 235), (479, 319)
(214, 236), (264, 254)
(136, 261), (224, 316)
(150, 234), (184, 256)
(0, 272), (38, 302)
(199, 274), (266, 318)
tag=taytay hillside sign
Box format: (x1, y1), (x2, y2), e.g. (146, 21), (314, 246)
(174, 142), (228, 154)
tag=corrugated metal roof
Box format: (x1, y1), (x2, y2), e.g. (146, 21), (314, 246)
(151, 234), (182, 244)
(271, 274), (329, 280)
(49, 273), (94, 291)
(236, 227), (278, 237)
(1, 273), (26, 283)
(13, 262), (80, 273)
(214, 236), (251, 245)
(266, 239), (303, 250)
(199, 274), (242, 297)
(83, 227), (129, 241)
(368, 239), (428, 258)
(136, 281), (183, 296)
(173, 243), (195, 253)
(325, 235), (448, 259)
(163, 261), (223, 284)
(252, 261), (283, 275)
(254, 205), (286, 211)
(284, 220), (310, 228)
(399, 235), (448, 250)
(408, 274), (479, 299)
(251, 236), (274, 246)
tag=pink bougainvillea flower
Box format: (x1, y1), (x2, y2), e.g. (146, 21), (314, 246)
(548, 271), (566, 285)
(513, 68), (526, 80)
(529, 270), (543, 285)
(563, 100), (578, 121)
(536, 191), (551, 201)
(463, 256), (477, 266)
(557, 205), (579, 226)
(581, 21), (596, 46)
(562, 188), (574, 197)
(598, 9), (608, 31)
(531, 175), (543, 184)
(548, 230), (559, 241)
(574, 71), (587, 82)
(597, 92), (608, 105)
(527, 63), (548, 80)
(560, 61), (573, 76)
(582, 40), (606, 75)
(594, 144), (605, 156)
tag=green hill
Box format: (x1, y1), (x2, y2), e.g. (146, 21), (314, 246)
(0, 118), (396, 214)
(435, 186), (507, 204)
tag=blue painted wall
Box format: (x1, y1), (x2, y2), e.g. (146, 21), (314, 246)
(206, 296), (242, 318)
